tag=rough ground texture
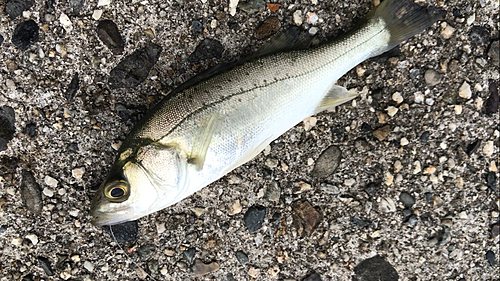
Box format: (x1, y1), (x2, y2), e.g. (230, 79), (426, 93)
(0, 0), (499, 280)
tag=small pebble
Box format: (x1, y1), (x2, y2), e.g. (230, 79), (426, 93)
(255, 17), (280, 39)
(311, 145), (342, 179)
(38, 256), (54, 276)
(483, 141), (494, 156)
(72, 167), (85, 180)
(42, 187), (54, 197)
(265, 158), (279, 168)
(423, 166), (436, 175)
(380, 197), (396, 213)
(354, 256), (399, 280)
(248, 267), (260, 278)
(293, 10), (303, 26)
(26, 233), (38, 245)
(191, 259), (220, 277)
(97, 20), (125, 55)
(156, 222), (166, 234)
(102, 220), (138, 242)
(83, 261), (94, 272)
(292, 200), (322, 236)
(44, 175), (58, 187)
(229, 0), (238, 16)
(12, 20), (39, 51)
(235, 250), (249, 265)
(188, 39), (224, 62)
(458, 81), (472, 99)
(424, 70), (441, 86)
(183, 248), (196, 265)
(454, 104), (462, 114)
(399, 192), (415, 209)
(244, 205), (266, 232)
(59, 13), (73, 32)
(228, 200), (242, 215)
(414, 91), (424, 103)
(373, 125), (390, 141)
(97, 0), (110, 6)
(441, 24), (455, 39)
(5, 0), (34, 19)
(392, 92), (403, 104)
(306, 12), (318, 24)
(20, 170), (42, 214)
(486, 250), (495, 266)
(92, 10), (103, 20)
(385, 106), (398, 117)
(400, 137), (409, 146)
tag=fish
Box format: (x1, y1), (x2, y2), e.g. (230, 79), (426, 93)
(90, 0), (443, 226)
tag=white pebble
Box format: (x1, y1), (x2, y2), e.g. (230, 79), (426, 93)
(26, 234), (38, 245)
(459, 81), (472, 99)
(97, 0), (111, 6)
(413, 161), (421, 174)
(483, 141), (494, 156)
(69, 209), (79, 217)
(466, 13), (475, 25)
(72, 167), (85, 179)
(379, 197), (396, 213)
(414, 92), (424, 103)
(394, 160), (403, 173)
(308, 26), (318, 36)
(293, 10), (303, 26)
(43, 188), (54, 197)
(400, 137), (409, 146)
(306, 12), (318, 24)
(392, 92), (403, 104)
(454, 104), (462, 114)
(83, 261), (94, 272)
(307, 158), (314, 166)
(441, 24), (455, 39)
(12, 238), (23, 247)
(59, 13), (73, 33)
(210, 19), (217, 29)
(44, 175), (58, 187)
(92, 10), (103, 21)
(344, 178), (356, 186)
(156, 222), (166, 234)
(425, 98), (435, 106)
(458, 211), (468, 219)
(475, 97), (483, 110)
(229, 0), (239, 16)
(385, 106), (398, 117)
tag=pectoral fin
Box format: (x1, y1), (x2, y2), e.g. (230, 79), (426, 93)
(188, 114), (219, 171)
(314, 85), (359, 114)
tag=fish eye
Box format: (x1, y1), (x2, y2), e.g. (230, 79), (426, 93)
(104, 181), (129, 200)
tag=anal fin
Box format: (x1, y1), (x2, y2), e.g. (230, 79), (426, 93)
(314, 85), (359, 114)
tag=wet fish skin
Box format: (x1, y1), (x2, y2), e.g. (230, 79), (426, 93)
(90, 0), (442, 226)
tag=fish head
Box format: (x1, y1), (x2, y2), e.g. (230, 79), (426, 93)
(90, 143), (187, 226)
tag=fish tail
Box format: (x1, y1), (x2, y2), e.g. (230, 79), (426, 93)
(370, 0), (444, 51)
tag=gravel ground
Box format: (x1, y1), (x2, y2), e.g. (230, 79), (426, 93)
(0, 0), (499, 280)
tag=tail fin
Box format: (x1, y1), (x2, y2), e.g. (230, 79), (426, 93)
(372, 0), (444, 48)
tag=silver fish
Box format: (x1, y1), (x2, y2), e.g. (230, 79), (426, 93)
(90, 0), (442, 226)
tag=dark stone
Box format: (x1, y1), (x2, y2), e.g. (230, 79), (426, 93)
(468, 26), (490, 45)
(238, 0), (266, 14)
(351, 216), (370, 228)
(97, 20), (125, 55)
(486, 250), (495, 266)
(491, 223), (499, 238)
(45, 0), (56, 13)
(244, 205), (266, 232)
(303, 272), (322, 281)
(102, 220), (138, 242)
(430, 226), (451, 246)
(20, 170), (42, 215)
(292, 200), (322, 236)
(22, 274), (34, 281)
(0, 106), (15, 151)
(361, 122), (372, 132)
(69, 0), (85, 15)
(452, 8), (462, 18)
(24, 123), (36, 138)
(466, 140), (481, 156)
(424, 192), (433, 202)
(255, 17), (281, 39)
(311, 145), (342, 179)
(235, 250), (249, 265)
(192, 20), (203, 32)
(0, 35), (3, 45)
(65, 73), (80, 102)
(12, 20), (39, 51)
(402, 209), (412, 220)
(183, 248), (196, 265)
(188, 38), (224, 62)
(5, 0), (34, 20)
(441, 89), (458, 104)
(363, 182), (378, 198)
(485, 80), (499, 114)
(399, 192), (415, 209)
(353, 255), (399, 281)
(487, 40), (499, 66)
(407, 215), (418, 228)
(354, 138), (372, 152)
(138, 244), (155, 261)
(486, 171), (497, 192)
(224, 273), (237, 281)
(37, 256), (54, 276)
(108, 43), (162, 89)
